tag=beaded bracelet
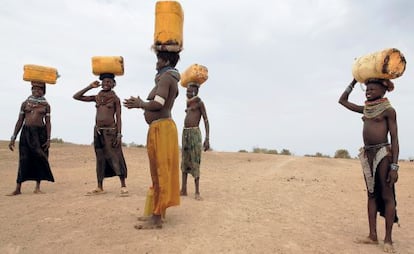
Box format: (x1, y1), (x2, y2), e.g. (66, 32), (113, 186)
(390, 163), (399, 171)
(345, 85), (353, 93)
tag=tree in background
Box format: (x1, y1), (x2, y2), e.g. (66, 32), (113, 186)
(280, 149), (291, 155)
(334, 149), (351, 159)
(253, 147), (278, 155)
(305, 152), (331, 158)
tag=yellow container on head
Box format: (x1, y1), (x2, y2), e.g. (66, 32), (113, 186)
(23, 64), (59, 84)
(352, 48), (406, 83)
(180, 64), (208, 88)
(91, 56), (124, 76)
(154, 1), (184, 52)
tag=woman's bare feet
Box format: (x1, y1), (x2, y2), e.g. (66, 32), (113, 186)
(383, 242), (395, 253)
(195, 193), (203, 201)
(134, 222), (162, 230)
(33, 189), (45, 194)
(134, 215), (162, 230)
(6, 190), (21, 196)
(354, 236), (378, 245)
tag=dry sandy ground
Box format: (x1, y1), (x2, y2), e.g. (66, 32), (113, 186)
(0, 141), (413, 254)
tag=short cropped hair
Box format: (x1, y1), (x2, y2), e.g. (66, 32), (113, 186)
(365, 78), (394, 92)
(157, 51), (180, 67)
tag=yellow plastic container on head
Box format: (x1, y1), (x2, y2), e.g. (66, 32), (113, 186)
(23, 64), (59, 84)
(91, 56), (124, 76)
(180, 64), (208, 88)
(352, 48), (406, 83)
(143, 187), (154, 217)
(154, 1), (184, 52)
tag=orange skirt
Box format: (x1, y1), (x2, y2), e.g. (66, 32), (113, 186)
(147, 118), (180, 215)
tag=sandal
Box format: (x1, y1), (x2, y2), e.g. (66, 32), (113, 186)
(120, 187), (129, 197)
(354, 236), (378, 245)
(85, 188), (106, 196)
(134, 222), (162, 230)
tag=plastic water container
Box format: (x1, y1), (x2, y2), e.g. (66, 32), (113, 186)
(143, 187), (154, 216)
(180, 64), (208, 87)
(23, 64), (59, 84)
(154, 1), (184, 52)
(91, 56), (124, 76)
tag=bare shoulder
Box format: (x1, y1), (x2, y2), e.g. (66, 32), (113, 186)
(385, 107), (397, 117)
(112, 91), (121, 101)
(161, 71), (180, 83)
(157, 72), (179, 92)
(198, 98), (207, 107)
(194, 97), (203, 108)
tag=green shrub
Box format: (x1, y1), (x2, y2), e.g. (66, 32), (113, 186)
(280, 149), (291, 155)
(334, 149), (351, 159)
(50, 138), (64, 143)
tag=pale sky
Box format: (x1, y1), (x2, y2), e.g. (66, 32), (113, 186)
(1, 0), (413, 159)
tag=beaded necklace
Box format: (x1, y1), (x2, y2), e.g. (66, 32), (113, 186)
(24, 96), (48, 114)
(363, 98), (392, 119)
(96, 90), (116, 107)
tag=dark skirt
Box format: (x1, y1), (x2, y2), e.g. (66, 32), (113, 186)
(362, 145), (398, 223)
(17, 125), (54, 183)
(94, 127), (128, 181)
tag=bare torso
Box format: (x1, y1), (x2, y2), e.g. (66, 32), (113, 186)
(23, 101), (49, 127)
(362, 113), (389, 145)
(94, 90), (120, 128)
(73, 81), (121, 129)
(96, 101), (116, 127)
(143, 72), (178, 124)
(184, 97), (203, 128)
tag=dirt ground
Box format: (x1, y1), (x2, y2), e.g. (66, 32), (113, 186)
(0, 141), (413, 254)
